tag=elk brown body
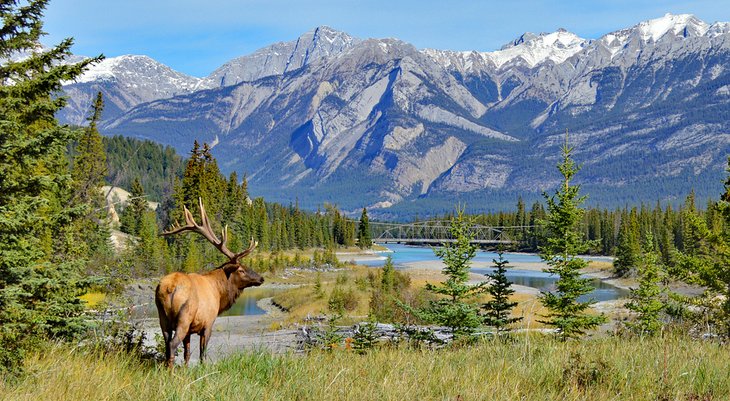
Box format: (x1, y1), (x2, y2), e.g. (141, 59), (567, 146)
(155, 199), (263, 367)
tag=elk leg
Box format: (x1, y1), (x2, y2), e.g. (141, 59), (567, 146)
(156, 299), (174, 367)
(162, 329), (172, 364)
(167, 326), (188, 368)
(199, 325), (212, 363)
(182, 334), (192, 366)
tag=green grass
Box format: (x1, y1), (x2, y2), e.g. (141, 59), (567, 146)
(3, 334), (729, 401)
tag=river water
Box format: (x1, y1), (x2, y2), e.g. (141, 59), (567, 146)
(220, 287), (278, 316)
(359, 244), (626, 302)
(223, 244), (624, 317)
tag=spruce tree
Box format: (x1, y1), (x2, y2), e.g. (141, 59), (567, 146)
(72, 91), (107, 205)
(357, 207), (372, 249)
(672, 162), (730, 337)
(120, 176), (147, 235)
(625, 233), (665, 336)
(613, 216), (640, 277)
(381, 255), (395, 291)
(69, 91), (111, 256)
(482, 251), (522, 332)
(538, 136), (606, 340)
(0, 0), (101, 374)
(418, 209), (485, 338)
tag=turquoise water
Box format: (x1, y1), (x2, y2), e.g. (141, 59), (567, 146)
(361, 244), (625, 302)
(221, 288), (279, 316)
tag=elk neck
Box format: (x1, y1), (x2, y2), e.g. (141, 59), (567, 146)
(207, 268), (244, 314)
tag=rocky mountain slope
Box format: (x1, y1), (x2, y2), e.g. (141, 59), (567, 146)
(58, 14), (730, 216)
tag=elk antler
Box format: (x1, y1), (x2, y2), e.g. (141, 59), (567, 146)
(163, 198), (256, 260)
(234, 237), (258, 260)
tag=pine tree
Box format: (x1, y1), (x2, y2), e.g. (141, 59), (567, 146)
(417, 209), (485, 339)
(357, 207), (372, 249)
(613, 215), (640, 277)
(72, 92), (107, 205)
(0, 0), (101, 374)
(672, 161), (730, 337)
(625, 233), (665, 336)
(381, 255), (395, 291)
(538, 135), (606, 340)
(69, 91), (111, 257)
(482, 251), (522, 332)
(516, 196), (527, 244)
(135, 209), (168, 276)
(120, 176), (147, 235)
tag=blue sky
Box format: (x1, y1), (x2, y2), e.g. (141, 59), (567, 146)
(44, 0), (730, 77)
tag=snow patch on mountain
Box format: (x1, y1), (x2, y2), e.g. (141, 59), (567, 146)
(637, 13), (708, 42)
(75, 55), (201, 91)
(487, 29), (587, 68)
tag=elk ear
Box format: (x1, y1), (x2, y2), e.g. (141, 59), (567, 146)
(223, 263), (239, 276)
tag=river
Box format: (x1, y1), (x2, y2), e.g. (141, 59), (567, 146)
(358, 244), (626, 302)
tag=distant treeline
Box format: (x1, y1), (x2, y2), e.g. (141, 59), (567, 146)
(103, 135), (184, 201)
(394, 192), (725, 264)
(105, 134), (725, 265)
(114, 139), (357, 277)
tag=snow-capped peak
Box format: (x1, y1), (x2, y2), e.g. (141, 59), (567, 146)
(637, 13), (709, 41)
(485, 29), (587, 68)
(75, 55), (147, 83)
(73, 54), (202, 92)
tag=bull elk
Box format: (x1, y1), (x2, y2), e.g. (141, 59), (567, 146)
(155, 198), (264, 367)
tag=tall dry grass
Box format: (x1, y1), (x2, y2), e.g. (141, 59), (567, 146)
(2, 334), (728, 401)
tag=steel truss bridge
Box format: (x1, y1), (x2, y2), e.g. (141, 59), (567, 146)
(369, 221), (533, 245)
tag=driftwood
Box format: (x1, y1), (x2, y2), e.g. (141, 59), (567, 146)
(296, 322), (468, 350)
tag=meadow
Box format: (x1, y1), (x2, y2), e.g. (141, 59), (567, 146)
(2, 334), (727, 401)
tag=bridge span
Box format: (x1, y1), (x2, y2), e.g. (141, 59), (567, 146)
(369, 220), (533, 245)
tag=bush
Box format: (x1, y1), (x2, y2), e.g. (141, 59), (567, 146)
(328, 286), (358, 313)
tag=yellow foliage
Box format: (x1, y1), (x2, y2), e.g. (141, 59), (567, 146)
(79, 292), (106, 308)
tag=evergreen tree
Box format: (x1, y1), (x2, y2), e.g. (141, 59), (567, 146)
(538, 136), (606, 340)
(516, 196), (527, 244)
(134, 209), (168, 276)
(68, 91), (111, 257)
(357, 207), (372, 249)
(120, 176), (147, 235)
(482, 251), (522, 332)
(381, 255), (395, 291)
(672, 164), (730, 337)
(417, 209), (485, 338)
(625, 233), (665, 336)
(0, 0), (101, 374)
(613, 215), (640, 277)
(72, 92), (107, 204)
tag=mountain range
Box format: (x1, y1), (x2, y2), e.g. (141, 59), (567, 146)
(57, 14), (730, 217)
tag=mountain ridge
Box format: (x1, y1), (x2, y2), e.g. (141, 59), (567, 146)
(56, 13), (730, 217)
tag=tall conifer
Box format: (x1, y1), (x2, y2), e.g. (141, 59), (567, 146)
(357, 207), (372, 249)
(0, 0), (101, 373)
(418, 209), (485, 338)
(482, 251), (521, 332)
(538, 134), (605, 340)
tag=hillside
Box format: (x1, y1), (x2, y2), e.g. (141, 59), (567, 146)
(59, 14), (730, 217)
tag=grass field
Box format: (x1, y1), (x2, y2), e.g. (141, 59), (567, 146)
(2, 334), (728, 401)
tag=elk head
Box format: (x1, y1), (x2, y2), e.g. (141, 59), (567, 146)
(163, 197), (264, 288)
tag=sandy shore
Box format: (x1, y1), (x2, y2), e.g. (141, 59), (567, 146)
(401, 259), (550, 273)
(336, 250), (388, 263)
(398, 258), (632, 294)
